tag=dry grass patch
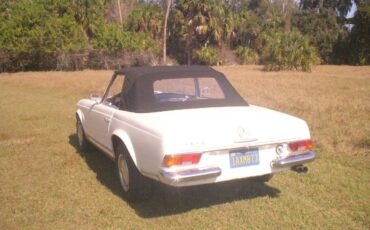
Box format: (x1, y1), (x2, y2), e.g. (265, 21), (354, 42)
(0, 65), (369, 229)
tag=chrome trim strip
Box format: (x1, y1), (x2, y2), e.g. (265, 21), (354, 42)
(271, 151), (315, 168)
(176, 139), (306, 155)
(159, 167), (221, 184)
(233, 138), (258, 143)
(101, 73), (117, 103)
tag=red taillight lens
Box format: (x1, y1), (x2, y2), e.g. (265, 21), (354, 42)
(162, 153), (202, 167)
(288, 140), (313, 152)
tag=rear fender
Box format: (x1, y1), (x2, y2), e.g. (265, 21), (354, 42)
(112, 129), (137, 166)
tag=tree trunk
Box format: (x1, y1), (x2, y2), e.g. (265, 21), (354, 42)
(117, 0), (123, 23)
(163, 0), (171, 65)
(186, 31), (192, 65)
(187, 50), (192, 66)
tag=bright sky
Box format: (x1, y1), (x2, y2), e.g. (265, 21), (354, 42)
(346, 1), (357, 18)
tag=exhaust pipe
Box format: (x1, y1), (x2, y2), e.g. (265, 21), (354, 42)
(291, 165), (308, 173)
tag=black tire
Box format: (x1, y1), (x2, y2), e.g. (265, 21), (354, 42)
(115, 142), (153, 201)
(250, 174), (274, 183)
(76, 117), (89, 151)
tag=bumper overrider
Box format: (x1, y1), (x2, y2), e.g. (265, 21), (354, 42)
(159, 151), (316, 185)
(271, 151), (316, 168)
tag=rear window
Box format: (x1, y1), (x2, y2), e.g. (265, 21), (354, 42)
(153, 77), (225, 103)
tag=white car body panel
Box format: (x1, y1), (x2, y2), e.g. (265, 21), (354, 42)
(77, 99), (313, 186)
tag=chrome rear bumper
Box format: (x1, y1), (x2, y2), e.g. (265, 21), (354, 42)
(159, 167), (221, 185)
(271, 151), (315, 168)
(159, 151), (315, 185)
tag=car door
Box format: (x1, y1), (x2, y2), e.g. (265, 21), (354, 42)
(86, 74), (125, 152)
(87, 103), (116, 151)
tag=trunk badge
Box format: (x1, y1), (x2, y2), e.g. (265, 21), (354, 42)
(237, 126), (250, 139)
(234, 126), (257, 143)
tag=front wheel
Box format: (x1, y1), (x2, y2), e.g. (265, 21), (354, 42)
(115, 143), (153, 201)
(76, 117), (89, 151)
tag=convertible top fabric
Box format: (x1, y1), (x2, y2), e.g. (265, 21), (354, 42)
(115, 66), (248, 112)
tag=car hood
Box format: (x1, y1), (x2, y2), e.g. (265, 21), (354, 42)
(140, 105), (311, 153)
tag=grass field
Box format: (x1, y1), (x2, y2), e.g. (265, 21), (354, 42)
(0, 65), (369, 229)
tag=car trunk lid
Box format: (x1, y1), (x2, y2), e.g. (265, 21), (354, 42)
(141, 105), (310, 153)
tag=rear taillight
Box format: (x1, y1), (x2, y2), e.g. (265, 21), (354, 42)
(162, 153), (202, 167)
(288, 140), (313, 152)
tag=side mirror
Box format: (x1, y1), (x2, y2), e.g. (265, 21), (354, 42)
(90, 92), (102, 103)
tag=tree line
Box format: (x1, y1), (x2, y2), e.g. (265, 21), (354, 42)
(0, 0), (369, 72)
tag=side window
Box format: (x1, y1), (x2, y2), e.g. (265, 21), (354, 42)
(103, 76), (125, 107)
(198, 77), (224, 99)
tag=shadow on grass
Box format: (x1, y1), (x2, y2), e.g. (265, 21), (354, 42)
(68, 133), (123, 198)
(69, 134), (281, 218)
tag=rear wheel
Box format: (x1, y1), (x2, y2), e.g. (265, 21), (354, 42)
(76, 117), (89, 151)
(115, 142), (153, 201)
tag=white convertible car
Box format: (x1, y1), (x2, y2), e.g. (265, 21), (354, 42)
(76, 66), (315, 201)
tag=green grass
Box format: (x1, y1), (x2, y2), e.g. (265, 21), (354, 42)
(0, 66), (369, 229)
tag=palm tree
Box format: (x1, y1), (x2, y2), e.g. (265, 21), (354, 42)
(174, 0), (229, 64)
(126, 3), (163, 40)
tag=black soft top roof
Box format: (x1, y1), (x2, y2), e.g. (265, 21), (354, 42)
(115, 65), (222, 79)
(114, 66), (247, 112)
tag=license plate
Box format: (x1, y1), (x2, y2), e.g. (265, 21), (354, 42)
(229, 148), (259, 168)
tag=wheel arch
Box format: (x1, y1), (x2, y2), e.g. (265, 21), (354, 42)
(111, 130), (138, 166)
(76, 109), (85, 124)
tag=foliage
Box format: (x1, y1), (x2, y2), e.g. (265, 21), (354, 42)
(230, 4), (287, 59)
(0, 0), (159, 71)
(231, 10), (262, 49)
(260, 3), (286, 31)
(347, 5), (370, 65)
(0, 0), (87, 71)
(292, 8), (340, 63)
(92, 23), (158, 53)
(193, 46), (221, 65)
(299, 0), (354, 17)
(170, 0), (230, 64)
(68, 0), (108, 38)
(42, 14), (87, 54)
(125, 3), (163, 40)
(262, 30), (320, 71)
(234, 46), (258, 64)
(90, 23), (159, 69)
(0, 0), (368, 71)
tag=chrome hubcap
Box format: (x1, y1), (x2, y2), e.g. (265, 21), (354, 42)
(118, 154), (129, 192)
(77, 121), (83, 147)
